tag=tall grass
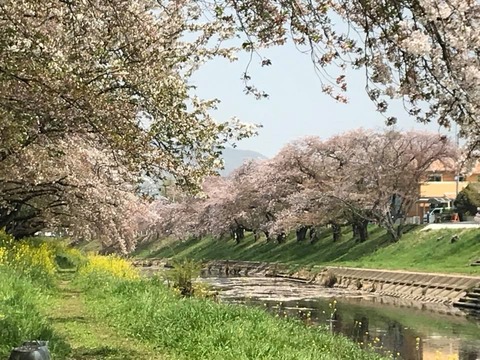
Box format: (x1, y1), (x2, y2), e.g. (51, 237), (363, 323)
(77, 271), (386, 360)
(0, 267), (69, 358)
(0, 230), (70, 358)
(0, 232), (390, 360)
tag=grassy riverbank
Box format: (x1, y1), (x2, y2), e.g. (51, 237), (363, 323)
(78, 274), (388, 360)
(0, 232), (387, 360)
(0, 234), (71, 358)
(134, 226), (480, 275)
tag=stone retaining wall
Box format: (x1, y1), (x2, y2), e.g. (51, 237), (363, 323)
(315, 267), (480, 305)
(133, 258), (480, 305)
(202, 260), (290, 277)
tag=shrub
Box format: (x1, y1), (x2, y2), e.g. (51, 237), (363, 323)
(455, 183), (480, 217)
(55, 246), (86, 270)
(22, 236), (87, 270)
(0, 243), (70, 358)
(0, 268), (51, 357)
(164, 258), (202, 296)
(323, 271), (338, 288)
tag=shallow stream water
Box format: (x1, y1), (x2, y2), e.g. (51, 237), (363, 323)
(202, 276), (480, 360)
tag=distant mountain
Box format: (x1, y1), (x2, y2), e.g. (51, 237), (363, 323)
(138, 148), (267, 196)
(219, 147), (268, 176)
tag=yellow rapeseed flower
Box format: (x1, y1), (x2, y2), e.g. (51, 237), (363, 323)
(0, 246), (6, 265)
(0, 231), (56, 277)
(80, 254), (139, 280)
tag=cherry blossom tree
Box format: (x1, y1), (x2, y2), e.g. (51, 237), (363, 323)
(0, 135), (159, 252)
(153, 159), (302, 244)
(220, 0), (479, 146)
(148, 129), (456, 246)
(196, 176), (240, 240)
(0, 1), (256, 186)
(225, 160), (293, 241)
(327, 129), (456, 240)
(269, 130), (456, 242)
(190, 163), (283, 243)
(267, 136), (353, 241)
(1, 0), (261, 245)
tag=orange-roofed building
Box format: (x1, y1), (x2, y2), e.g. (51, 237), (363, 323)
(412, 159), (480, 221)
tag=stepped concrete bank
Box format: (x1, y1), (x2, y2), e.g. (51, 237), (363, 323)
(133, 258), (480, 313)
(320, 266), (479, 304)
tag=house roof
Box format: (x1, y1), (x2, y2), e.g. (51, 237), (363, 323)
(427, 159), (480, 174)
(426, 159), (456, 172)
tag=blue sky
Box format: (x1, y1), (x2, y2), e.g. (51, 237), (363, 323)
(191, 42), (454, 158)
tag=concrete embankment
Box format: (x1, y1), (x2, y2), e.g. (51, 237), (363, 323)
(133, 258), (480, 311)
(132, 258), (289, 278)
(320, 266), (479, 303)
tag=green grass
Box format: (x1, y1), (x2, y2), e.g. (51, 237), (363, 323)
(1, 233), (390, 360)
(340, 228), (480, 273)
(46, 273), (166, 360)
(76, 274), (387, 360)
(134, 226), (480, 274)
(0, 267), (71, 359)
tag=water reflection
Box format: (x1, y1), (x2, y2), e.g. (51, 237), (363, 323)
(203, 277), (480, 360)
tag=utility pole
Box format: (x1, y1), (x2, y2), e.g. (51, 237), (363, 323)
(455, 123), (460, 200)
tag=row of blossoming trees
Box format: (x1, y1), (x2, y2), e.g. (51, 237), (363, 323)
(150, 129), (457, 245)
(2, 0), (479, 253)
(0, 0), (257, 253)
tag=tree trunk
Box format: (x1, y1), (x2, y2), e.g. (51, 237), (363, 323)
(309, 227), (318, 244)
(264, 231), (271, 243)
(383, 211), (406, 242)
(389, 218), (405, 242)
(276, 232), (286, 244)
(5, 217), (46, 239)
(234, 226), (245, 244)
(331, 223), (341, 242)
(352, 220), (368, 243)
(359, 220), (369, 242)
(238, 227), (245, 239)
(0, 205), (45, 239)
(296, 226), (308, 242)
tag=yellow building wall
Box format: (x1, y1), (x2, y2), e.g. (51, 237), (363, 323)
(411, 167), (480, 218)
(441, 173), (456, 181)
(420, 181), (469, 199)
(411, 180), (470, 218)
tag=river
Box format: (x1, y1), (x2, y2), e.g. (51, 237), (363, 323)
(202, 276), (480, 360)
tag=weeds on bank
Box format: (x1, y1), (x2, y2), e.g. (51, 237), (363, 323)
(0, 230), (70, 358)
(0, 230), (465, 360)
(164, 258), (202, 296)
(76, 271), (386, 360)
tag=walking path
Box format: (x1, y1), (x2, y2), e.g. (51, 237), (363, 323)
(422, 223), (480, 230)
(46, 278), (166, 360)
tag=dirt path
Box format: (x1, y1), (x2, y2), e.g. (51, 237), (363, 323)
(46, 279), (168, 360)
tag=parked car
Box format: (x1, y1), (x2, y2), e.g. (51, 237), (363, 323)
(423, 207), (451, 224)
